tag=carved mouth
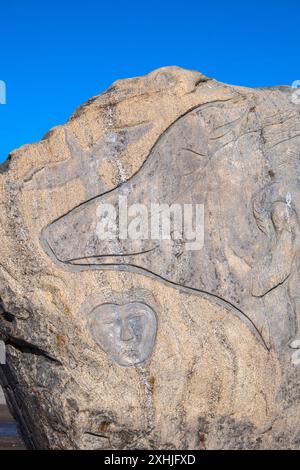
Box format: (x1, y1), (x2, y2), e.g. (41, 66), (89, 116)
(41, 222), (159, 267)
(62, 245), (160, 265)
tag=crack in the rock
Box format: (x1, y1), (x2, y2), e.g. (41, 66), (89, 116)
(5, 337), (62, 365)
(84, 431), (110, 440)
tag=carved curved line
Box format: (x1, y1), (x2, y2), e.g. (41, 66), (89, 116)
(66, 245), (159, 263)
(39, 96), (269, 348)
(45, 231), (268, 351)
(66, 260), (269, 351)
(41, 225), (269, 352)
(253, 272), (292, 299)
(181, 147), (207, 157)
(45, 98), (234, 225)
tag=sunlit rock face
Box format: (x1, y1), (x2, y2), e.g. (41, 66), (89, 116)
(0, 67), (300, 449)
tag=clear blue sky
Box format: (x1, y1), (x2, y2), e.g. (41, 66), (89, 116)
(0, 0), (299, 163)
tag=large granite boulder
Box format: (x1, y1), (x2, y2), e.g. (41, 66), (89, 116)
(0, 67), (300, 449)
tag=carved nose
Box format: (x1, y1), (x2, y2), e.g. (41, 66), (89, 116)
(120, 321), (134, 342)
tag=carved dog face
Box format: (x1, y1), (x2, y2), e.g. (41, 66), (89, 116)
(41, 100), (300, 348)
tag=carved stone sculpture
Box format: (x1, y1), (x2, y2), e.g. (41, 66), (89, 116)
(87, 302), (157, 367)
(1, 67), (300, 449)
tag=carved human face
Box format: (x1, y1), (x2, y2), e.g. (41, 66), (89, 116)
(88, 302), (157, 366)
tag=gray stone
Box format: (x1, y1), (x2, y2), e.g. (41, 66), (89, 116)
(0, 386), (5, 404)
(87, 302), (157, 367)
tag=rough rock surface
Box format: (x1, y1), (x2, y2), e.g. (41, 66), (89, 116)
(1, 67), (300, 449)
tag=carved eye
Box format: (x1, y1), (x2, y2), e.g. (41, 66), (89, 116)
(180, 148), (209, 176)
(102, 316), (117, 326)
(128, 316), (143, 334)
(128, 315), (142, 324)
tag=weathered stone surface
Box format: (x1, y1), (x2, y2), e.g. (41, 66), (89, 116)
(1, 67), (300, 449)
(0, 386), (5, 404)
